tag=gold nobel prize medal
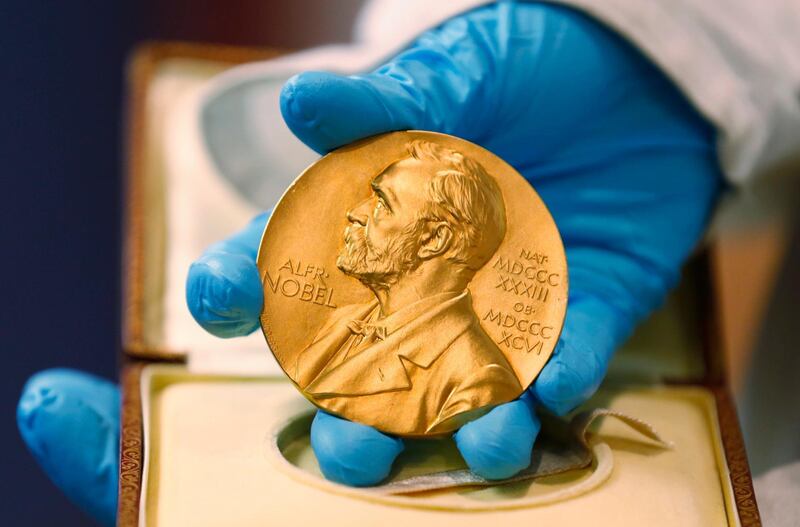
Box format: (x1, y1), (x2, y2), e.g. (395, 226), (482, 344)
(257, 131), (567, 437)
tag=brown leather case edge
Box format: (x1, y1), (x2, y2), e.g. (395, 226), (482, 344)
(118, 42), (285, 526)
(121, 41), (283, 361)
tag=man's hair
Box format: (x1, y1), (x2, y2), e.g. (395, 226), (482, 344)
(405, 139), (506, 271)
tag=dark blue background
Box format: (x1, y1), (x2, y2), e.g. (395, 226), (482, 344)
(0, 2), (361, 524)
(1, 3), (130, 524)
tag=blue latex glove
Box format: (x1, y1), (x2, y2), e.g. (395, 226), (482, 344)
(17, 369), (119, 527)
(190, 1), (721, 484)
(17, 2), (722, 523)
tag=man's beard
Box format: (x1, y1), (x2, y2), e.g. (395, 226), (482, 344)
(336, 221), (424, 290)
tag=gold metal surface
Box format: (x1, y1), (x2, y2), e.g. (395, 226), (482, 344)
(257, 131), (567, 436)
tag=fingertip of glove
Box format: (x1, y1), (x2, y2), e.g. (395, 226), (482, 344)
(281, 71), (341, 152)
(532, 357), (598, 416)
(311, 412), (403, 486)
(281, 72), (323, 124)
(17, 371), (61, 439)
(186, 252), (263, 338)
(455, 400), (540, 480)
(280, 71), (392, 154)
(19, 367), (115, 431)
(17, 369), (120, 527)
(17, 369), (118, 435)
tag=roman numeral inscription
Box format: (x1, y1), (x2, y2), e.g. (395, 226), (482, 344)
(492, 249), (561, 303)
(486, 248), (560, 353)
(482, 308), (555, 354)
(264, 258), (337, 308)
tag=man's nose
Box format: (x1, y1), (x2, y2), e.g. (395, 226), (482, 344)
(346, 198), (371, 226)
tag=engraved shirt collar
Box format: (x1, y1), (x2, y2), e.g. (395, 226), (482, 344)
(362, 290), (463, 337)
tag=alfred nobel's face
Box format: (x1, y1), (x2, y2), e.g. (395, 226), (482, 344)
(336, 157), (435, 289)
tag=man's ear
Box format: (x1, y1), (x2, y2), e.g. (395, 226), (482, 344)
(418, 222), (453, 260)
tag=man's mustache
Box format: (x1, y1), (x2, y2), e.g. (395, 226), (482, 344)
(344, 223), (369, 248)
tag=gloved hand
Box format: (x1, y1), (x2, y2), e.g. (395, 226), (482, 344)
(17, 2), (722, 524)
(189, 1), (722, 485)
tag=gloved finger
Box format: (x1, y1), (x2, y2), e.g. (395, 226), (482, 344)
(531, 146), (721, 415)
(531, 295), (620, 415)
(310, 411), (404, 486)
(186, 211), (270, 338)
(17, 369), (119, 527)
(530, 224), (682, 415)
(531, 240), (662, 415)
(280, 11), (498, 154)
(454, 392), (540, 479)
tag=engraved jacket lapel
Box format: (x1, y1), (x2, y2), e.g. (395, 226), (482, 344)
(294, 301), (378, 387)
(305, 291), (475, 397)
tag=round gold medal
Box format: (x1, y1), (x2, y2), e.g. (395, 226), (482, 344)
(257, 131), (567, 437)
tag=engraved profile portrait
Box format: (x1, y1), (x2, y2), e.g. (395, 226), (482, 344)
(292, 140), (522, 435)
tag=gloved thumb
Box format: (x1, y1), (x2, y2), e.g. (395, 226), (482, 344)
(17, 369), (119, 527)
(279, 19), (496, 154)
